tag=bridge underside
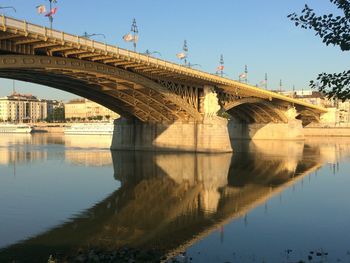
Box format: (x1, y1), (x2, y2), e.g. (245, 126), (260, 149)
(0, 55), (202, 123)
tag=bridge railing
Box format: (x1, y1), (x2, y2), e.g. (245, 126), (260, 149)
(1, 15), (212, 79)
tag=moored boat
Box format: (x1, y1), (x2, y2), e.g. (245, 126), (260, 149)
(64, 122), (114, 135)
(0, 123), (32, 133)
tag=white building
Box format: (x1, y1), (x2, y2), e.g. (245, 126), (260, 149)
(64, 98), (119, 121)
(0, 93), (48, 123)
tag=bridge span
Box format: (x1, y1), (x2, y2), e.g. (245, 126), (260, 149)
(0, 16), (327, 152)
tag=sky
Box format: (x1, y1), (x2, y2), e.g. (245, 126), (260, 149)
(0, 0), (348, 101)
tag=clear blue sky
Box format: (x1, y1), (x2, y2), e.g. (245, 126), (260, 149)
(0, 0), (348, 101)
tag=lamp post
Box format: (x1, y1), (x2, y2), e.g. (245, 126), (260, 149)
(46, 0), (58, 30)
(219, 54), (224, 77)
(131, 18), (138, 52)
(279, 79), (283, 92)
(143, 49), (161, 57)
(187, 63), (201, 69)
(0, 6), (16, 13)
(81, 32), (106, 40)
(183, 40), (188, 66)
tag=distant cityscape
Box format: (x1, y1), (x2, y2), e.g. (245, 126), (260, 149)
(0, 89), (349, 125)
(278, 90), (350, 125)
(0, 91), (119, 123)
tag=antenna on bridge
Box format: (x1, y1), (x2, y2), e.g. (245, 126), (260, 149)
(265, 73), (268, 90)
(292, 84), (295, 98)
(279, 79), (283, 92)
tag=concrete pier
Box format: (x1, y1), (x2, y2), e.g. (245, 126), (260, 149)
(228, 119), (304, 140)
(111, 117), (233, 153)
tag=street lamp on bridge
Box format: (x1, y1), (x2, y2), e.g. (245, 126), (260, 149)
(0, 6), (16, 13)
(216, 54), (224, 77)
(187, 63), (202, 69)
(238, 65), (248, 83)
(130, 18), (138, 52)
(123, 18), (139, 52)
(176, 40), (189, 66)
(143, 49), (162, 57)
(182, 40), (188, 66)
(81, 32), (106, 40)
(46, 0), (58, 30)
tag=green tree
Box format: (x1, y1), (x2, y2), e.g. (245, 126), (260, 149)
(288, 0), (350, 101)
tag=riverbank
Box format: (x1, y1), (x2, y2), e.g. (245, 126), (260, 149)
(304, 126), (350, 136)
(21, 122), (350, 137)
(32, 123), (65, 133)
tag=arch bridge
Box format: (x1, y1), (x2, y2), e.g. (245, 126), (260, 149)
(0, 16), (327, 152)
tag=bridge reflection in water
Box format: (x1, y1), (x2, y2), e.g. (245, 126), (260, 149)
(0, 139), (331, 261)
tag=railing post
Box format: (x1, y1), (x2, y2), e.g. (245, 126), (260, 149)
(23, 20), (28, 36)
(76, 35), (81, 49)
(43, 26), (48, 41)
(1, 15), (6, 32)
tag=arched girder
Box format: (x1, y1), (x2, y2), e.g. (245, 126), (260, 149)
(0, 70), (140, 120)
(230, 105), (263, 123)
(229, 107), (255, 123)
(53, 69), (184, 122)
(46, 69), (174, 122)
(0, 55), (203, 122)
(224, 97), (265, 110)
(296, 109), (320, 126)
(224, 97), (288, 123)
(249, 103), (286, 123)
(240, 104), (269, 123)
(0, 69), (181, 123)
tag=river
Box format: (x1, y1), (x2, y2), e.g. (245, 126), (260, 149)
(0, 134), (350, 262)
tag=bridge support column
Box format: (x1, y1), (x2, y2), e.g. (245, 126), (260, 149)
(111, 117), (233, 153)
(228, 107), (304, 140)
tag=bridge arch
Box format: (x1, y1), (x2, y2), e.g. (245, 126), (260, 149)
(296, 109), (320, 126)
(0, 55), (202, 122)
(223, 97), (288, 123)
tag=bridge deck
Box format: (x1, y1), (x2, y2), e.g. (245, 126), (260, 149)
(0, 15), (327, 113)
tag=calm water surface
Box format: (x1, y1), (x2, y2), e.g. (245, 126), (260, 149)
(0, 134), (350, 262)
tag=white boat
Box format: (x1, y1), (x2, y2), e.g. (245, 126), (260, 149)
(64, 122), (114, 135)
(0, 123), (32, 133)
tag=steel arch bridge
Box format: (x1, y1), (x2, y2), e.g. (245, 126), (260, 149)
(0, 16), (326, 125)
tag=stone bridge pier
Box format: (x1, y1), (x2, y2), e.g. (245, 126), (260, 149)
(228, 106), (304, 140)
(111, 86), (233, 152)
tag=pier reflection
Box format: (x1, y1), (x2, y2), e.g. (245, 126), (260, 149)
(0, 138), (335, 262)
(0, 134), (112, 167)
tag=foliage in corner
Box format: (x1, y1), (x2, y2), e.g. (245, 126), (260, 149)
(288, 0), (350, 101)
